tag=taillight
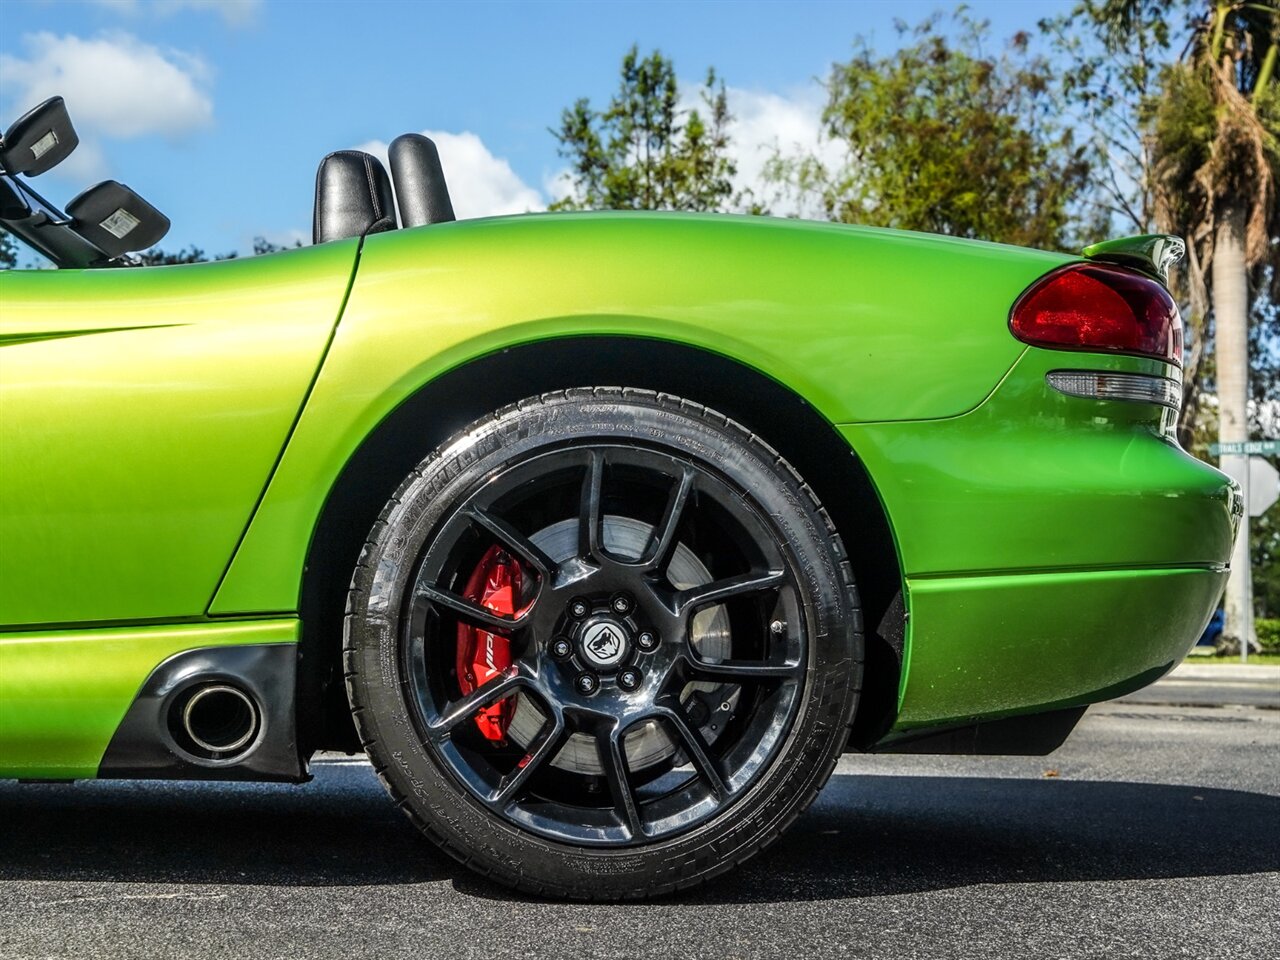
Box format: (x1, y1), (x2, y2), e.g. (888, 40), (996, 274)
(1010, 263), (1183, 366)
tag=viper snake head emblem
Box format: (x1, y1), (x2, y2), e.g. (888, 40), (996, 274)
(588, 628), (620, 659)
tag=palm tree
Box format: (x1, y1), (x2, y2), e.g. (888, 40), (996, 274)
(1152, 1), (1279, 651)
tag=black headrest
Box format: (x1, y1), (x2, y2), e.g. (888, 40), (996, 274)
(313, 150), (397, 244)
(388, 133), (455, 227)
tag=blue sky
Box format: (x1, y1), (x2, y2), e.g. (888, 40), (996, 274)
(1, 0), (1073, 253)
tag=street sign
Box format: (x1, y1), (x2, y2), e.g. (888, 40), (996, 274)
(1210, 439), (1280, 456)
(1220, 456), (1280, 517)
(1248, 458), (1279, 517)
(1216, 445), (1278, 663)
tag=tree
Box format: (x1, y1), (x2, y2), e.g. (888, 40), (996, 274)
(134, 245), (227, 265)
(252, 236), (302, 255)
(1252, 496), (1280, 618)
(1046, 1), (1222, 444)
(1148, 0), (1279, 649)
(1042, 1), (1182, 238)
(133, 236), (296, 264)
(765, 11), (1089, 249)
(551, 46), (739, 212)
(0, 229), (17, 269)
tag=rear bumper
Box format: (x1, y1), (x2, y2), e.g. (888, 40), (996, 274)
(843, 347), (1239, 731)
(894, 565), (1227, 728)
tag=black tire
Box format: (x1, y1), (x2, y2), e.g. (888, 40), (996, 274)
(344, 388), (862, 899)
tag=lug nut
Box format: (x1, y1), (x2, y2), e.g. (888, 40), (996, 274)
(575, 672), (599, 695)
(770, 620), (786, 636)
(551, 637), (573, 660)
(617, 668), (642, 691)
(611, 593), (633, 615)
(569, 598), (590, 619)
(637, 631), (658, 652)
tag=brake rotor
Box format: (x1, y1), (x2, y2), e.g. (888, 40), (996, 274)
(504, 515), (735, 775)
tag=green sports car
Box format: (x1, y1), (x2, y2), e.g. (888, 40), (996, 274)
(0, 97), (1241, 898)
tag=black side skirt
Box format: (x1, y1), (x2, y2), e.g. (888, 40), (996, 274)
(98, 643), (308, 782)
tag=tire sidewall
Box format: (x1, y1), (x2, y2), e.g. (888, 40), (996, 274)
(345, 391), (860, 895)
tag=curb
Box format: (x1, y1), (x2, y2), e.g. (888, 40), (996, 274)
(1168, 662), (1280, 683)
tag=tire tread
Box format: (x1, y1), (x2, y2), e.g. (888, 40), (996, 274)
(343, 387), (862, 900)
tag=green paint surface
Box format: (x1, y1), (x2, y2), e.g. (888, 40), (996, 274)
(0, 211), (1239, 775)
(0, 619), (297, 778)
(211, 213), (1070, 613)
(0, 240), (357, 625)
(898, 566), (1226, 727)
(841, 348), (1237, 578)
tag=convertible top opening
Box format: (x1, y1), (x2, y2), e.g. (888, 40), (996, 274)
(1, 95), (459, 267)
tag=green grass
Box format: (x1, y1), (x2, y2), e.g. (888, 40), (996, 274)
(1184, 652), (1280, 666)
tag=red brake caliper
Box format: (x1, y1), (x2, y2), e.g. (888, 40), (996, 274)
(455, 544), (522, 742)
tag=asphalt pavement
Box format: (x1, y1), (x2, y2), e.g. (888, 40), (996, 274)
(1119, 661), (1280, 709)
(2, 670), (1277, 960)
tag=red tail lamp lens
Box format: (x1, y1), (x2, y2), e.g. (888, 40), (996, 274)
(1010, 263), (1183, 366)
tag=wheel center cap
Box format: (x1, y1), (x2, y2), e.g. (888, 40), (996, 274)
(579, 618), (630, 670)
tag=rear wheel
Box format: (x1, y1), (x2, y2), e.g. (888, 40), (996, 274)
(344, 388), (861, 898)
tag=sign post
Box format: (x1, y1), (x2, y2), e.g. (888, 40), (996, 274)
(1213, 441), (1280, 663)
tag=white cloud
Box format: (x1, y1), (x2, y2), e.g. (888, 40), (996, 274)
(88, 0), (262, 26)
(540, 82), (844, 217)
(720, 85), (846, 217)
(51, 138), (109, 181)
(0, 31), (213, 179)
(356, 131), (545, 221)
(542, 166), (576, 206)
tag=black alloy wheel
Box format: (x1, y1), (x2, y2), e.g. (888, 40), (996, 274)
(345, 388), (862, 899)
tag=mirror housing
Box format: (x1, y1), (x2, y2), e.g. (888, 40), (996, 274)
(0, 97), (79, 177)
(66, 180), (170, 258)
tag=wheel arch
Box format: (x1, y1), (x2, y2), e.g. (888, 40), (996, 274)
(298, 335), (905, 755)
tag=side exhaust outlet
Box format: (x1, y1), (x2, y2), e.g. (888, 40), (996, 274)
(100, 644), (304, 781)
(176, 684), (261, 759)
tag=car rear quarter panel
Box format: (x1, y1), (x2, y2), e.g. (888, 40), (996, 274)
(845, 346), (1236, 728)
(211, 212), (1071, 614)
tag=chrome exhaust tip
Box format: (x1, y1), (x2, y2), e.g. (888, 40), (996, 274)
(101, 644), (303, 780)
(178, 683), (261, 758)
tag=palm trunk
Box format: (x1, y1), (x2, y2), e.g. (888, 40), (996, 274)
(1214, 203), (1252, 653)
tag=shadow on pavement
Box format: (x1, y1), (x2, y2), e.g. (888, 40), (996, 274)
(681, 772), (1280, 904)
(1, 764), (1275, 902)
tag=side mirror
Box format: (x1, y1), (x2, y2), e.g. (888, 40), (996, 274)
(0, 97), (79, 177)
(66, 180), (169, 258)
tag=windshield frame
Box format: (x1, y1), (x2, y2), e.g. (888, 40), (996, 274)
(0, 172), (114, 269)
